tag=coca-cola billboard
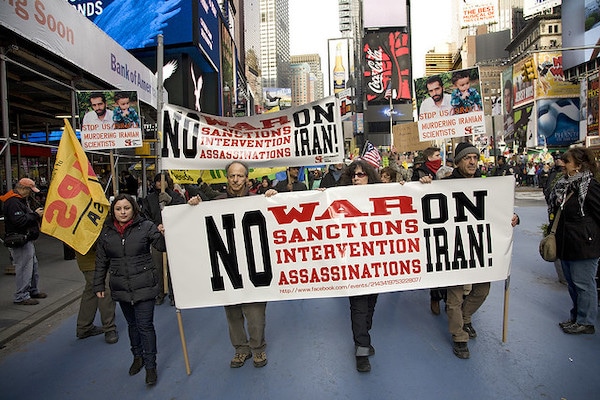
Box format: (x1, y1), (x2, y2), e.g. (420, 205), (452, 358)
(363, 31), (411, 104)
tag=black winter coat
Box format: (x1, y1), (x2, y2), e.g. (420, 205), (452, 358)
(552, 179), (600, 261)
(94, 216), (166, 304)
(141, 188), (185, 224)
(2, 192), (41, 241)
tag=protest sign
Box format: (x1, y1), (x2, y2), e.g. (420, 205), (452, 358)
(161, 96), (344, 169)
(162, 177), (515, 309)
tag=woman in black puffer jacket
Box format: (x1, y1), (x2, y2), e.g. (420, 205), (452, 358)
(94, 194), (166, 386)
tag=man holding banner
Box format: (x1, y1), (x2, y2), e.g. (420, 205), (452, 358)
(442, 142), (519, 359)
(188, 161), (268, 369)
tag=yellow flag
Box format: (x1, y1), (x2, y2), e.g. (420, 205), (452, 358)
(41, 120), (110, 254)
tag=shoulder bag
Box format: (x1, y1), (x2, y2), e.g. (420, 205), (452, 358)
(539, 193), (572, 262)
(2, 232), (29, 248)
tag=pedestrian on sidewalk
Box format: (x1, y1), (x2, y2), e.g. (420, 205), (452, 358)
(94, 194), (166, 386)
(0, 178), (46, 305)
(75, 245), (118, 344)
(548, 147), (600, 335)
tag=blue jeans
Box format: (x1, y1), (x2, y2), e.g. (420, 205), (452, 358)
(561, 258), (599, 326)
(119, 299), (157, 369)
(9, 242), (40, 302)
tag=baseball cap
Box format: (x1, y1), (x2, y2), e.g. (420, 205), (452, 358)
(18, 178), (40, 193)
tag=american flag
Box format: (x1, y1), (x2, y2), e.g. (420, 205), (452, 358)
(384, 80), (393, 100)
(361, 141), (381, 168)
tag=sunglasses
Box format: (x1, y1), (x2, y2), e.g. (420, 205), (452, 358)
(353, 172), (367, 178)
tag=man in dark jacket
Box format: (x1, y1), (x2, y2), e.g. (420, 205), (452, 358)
(442, 142), (519, 359)
(273, 166), (307, 192)
(141, 173), (186, 306)
(320, 163), (345, 188)
(0, 178), (46, 305)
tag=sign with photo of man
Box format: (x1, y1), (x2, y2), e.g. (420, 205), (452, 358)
(77, 90), (143, 150)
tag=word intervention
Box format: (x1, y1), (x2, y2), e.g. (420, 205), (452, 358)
(162, 177), (515, 309)
(161, 97), (344, 169)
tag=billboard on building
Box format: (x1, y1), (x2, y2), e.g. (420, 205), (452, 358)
(328, 39), (353, 96)
(562, 0), (598, 70)
(524, 0), (561, 18)
(363, 31), (411, 104)
(535, 53), (581, 99)
(414, 67), (485, 141)
(69, 0), (193, 49)
(588, 72), (599, 135)
(537, 99), (580, 147)
(0, 0), (157, 107)
(502, 66), (515, 141)
(460, 0), (498, 27)
(263, 88), (292, 111)
(513, 104), (534, 150)
(364, 104), (413, 123)
(362, 0), (407, 29)
(513, 58), (535, 108)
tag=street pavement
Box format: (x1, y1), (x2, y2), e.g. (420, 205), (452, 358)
(0, 187), (598, 399)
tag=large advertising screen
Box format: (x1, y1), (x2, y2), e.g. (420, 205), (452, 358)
(502, 66), (514, 141)
(69, 0), (193, 49)
(535, 53), (580, 99)
(513, 58), (535, 108)
(328, 39), (353, 96)
(524, 0), (561, 18)
(537, 99), (581, 147)
(363, 31), (411, 104)
(362, 0), (407, 29)
(460, 0), (498, 28)
(562, 0), (599, 70)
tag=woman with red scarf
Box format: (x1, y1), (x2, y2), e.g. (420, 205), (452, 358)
(410, 147), (446, 315)
(94, 194), (166, 386)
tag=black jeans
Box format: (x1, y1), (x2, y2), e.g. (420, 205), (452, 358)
(349, 294), (378, 348)
(120, 299), (157, 369)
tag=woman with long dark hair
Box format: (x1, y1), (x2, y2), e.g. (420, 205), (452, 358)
(340, 160), (381, 372)
(94, 194), (166, 385)
(548, 147), (600, 335)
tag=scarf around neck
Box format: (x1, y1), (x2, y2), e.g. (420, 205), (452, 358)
(548, 170), (592, 216)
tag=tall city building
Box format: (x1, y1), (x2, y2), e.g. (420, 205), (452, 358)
(259, 0), (290, 88)
(244, 0), (263, 114)
(424, 43), (458, 76)
(290, 54), (324, 100)
(290, 63), (315, 106)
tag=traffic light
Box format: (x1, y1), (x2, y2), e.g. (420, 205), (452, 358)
(521, 63), (529, 81)
(524, 60), (536, 81)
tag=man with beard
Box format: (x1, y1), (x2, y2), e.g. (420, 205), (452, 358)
(82, 92), (114, 130)
(419, 75), (452, 117)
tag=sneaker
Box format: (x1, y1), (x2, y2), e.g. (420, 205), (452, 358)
(105, 330), (119, 344)
(463, 323), (477, 338)
(14, 298), (39, 305)
(562, 323), (595, 335)
(430, 299), (441, 315)
(354, 345), (376, 356)
(356, 356), (371, 372)
(77, 325), (103, 339)
(558, 319), (575, 329)
(30, 292), (47, 299)
(230, 353), (252, 368)
(253, 352), (268, 368)
(452, 342), (470, 359)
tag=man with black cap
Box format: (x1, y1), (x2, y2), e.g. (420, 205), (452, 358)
(0, 178), (46, 305)
(442, 142), (519, 359)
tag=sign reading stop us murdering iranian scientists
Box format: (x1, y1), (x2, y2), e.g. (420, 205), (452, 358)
(162, 177), (515, 309)
(77, 90), (143, 150)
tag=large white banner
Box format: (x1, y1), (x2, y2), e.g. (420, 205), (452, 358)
(0, 0), (157, 107)
(163, 177), (515, 309)
(161, 97), (345, 169)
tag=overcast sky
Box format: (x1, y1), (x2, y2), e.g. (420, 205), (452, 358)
(289, 0), (453, 88)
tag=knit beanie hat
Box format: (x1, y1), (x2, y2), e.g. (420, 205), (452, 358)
(453, 142), (479, 164)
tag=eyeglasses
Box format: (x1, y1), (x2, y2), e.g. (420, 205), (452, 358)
(353, 172), (367, 178)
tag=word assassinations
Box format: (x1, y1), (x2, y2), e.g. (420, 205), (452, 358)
(161, 97), (345, 169)
(162, 178), (515, 309)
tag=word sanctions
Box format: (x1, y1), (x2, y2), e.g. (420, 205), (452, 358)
(163, 178), (515, 309)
